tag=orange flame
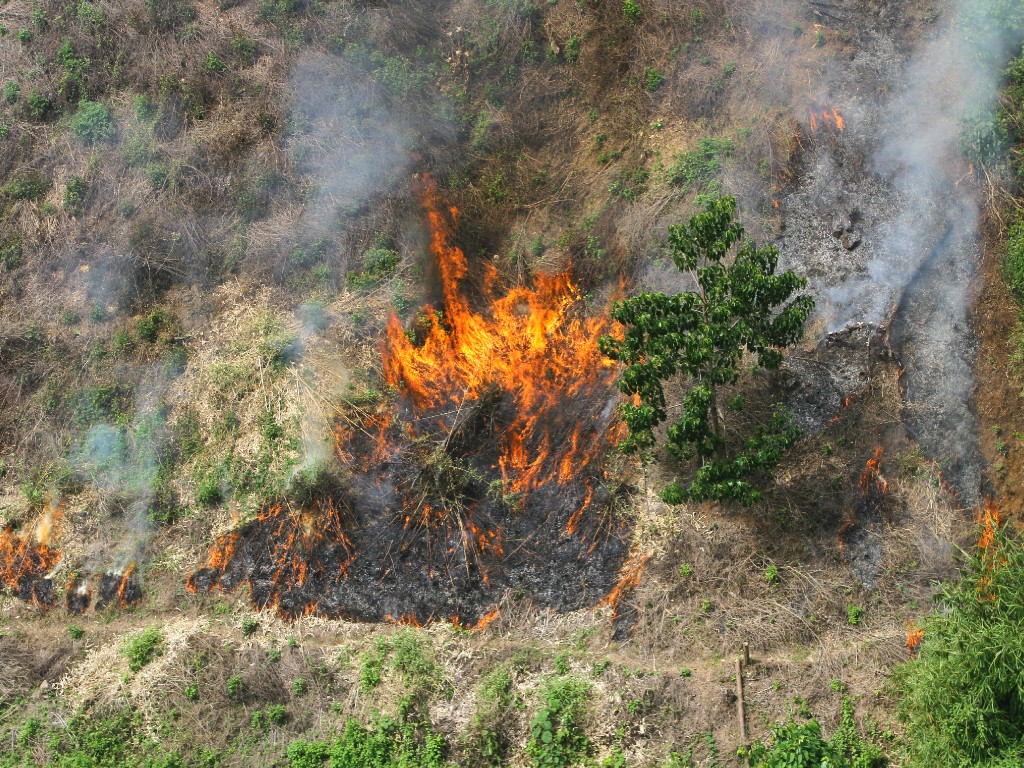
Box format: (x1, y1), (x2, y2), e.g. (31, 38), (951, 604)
(808, 107), (845, 134)
(601, 555), (648, 619)
(906, 624), (924, 656)
(859, 447), (888, 497)
(0, 507), (62, 606)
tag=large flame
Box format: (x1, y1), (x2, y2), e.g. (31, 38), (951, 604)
(381, 177), (620, 499)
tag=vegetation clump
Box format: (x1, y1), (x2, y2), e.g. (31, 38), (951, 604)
(122, 627), (163, 672)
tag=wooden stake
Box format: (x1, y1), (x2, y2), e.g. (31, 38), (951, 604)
(736, 655), (747, 741)
(742, 642), (750, 666)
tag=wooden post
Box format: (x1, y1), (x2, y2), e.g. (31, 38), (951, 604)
(736, 655), (747, 741)
(742, 642), (750, 666)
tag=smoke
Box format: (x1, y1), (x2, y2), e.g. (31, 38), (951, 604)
(770, 1), (1024, 506)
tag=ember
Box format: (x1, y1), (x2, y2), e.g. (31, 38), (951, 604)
(189, 176), (631, 624)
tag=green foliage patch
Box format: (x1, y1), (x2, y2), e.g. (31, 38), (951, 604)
(666, 137), (733, 190)
(748, 698), (884, 768)
(892, 527), (1024, 767)
(527, 676), (591, 768)
(123, 627), (163, 672)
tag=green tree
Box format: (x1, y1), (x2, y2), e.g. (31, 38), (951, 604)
(599, 196), (814, 504)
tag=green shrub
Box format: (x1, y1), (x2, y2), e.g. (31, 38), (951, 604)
(643, 67), (664, 91)
(137, 308), (173, 343)
(1, 239), (23, 270)
(3, 170), (50, 200)
(17, 28), (31, 43)
(226, 673), (245, 698)
(565, 35), (581, 63)
(204, 51), (227, 73)
(70, 101), (115, 144)
(26, 88), (52, 120)
(748, 698), (884, 767)
(266, 704), (288, 725)
(64, 175), (87, 215)
(241, 616), (260, 636)
(196, 474), (224, 507)
(846, 604), (863, 625)
(623, 0), (641, 24)
(123, 627), (163, 672)
(292, 677), (308, 696)
(666, 136), (733, 189)
(348, 235), (400, 291)
(527, 677), (592, 768)
(185, 682), (199, 701)
(68, 624), (85, 639)
(1005, 218), (1024, 299)
(892, 525), (1024, 767)
(4, 80), (20, 104)
(232, 35), (258, 65)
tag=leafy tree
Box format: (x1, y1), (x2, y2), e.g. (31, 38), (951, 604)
(600, 196), (814, 504)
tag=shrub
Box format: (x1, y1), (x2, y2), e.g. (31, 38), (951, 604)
(892, 524), (1024, 767)
(748, 698), (884, 767)
(204, 52), (227, 73)
(3, 171), (50, 200)
(643, 67), (664, 91)
(846, 604), (863, 625)
(185, 682), (199, 701)
(64, 175), (87, 215)
(70, 101), (115, 144)
(527, 677), (592, 768)
(68, 624), (84, 639)
(123, 627), (163, 672)
(17, 28), (31, 43)
(1005, 218), (1024, 299)
(196, 474), (224, 507)
(623, 0), (641, 24)
(26, 88), (52, 120)
(241, 616), (260, 636)
(4, 80), (20, 104)
(347, 235), (400, 291)
(666, 136), (733, 189)
(232, 35), (258, 65)
(266, 704), (288, 725)
(565, 35), (581, 63)
(292, 677), (308, 696)
(137, 308), (172, 342)
(226, 674), (245, 698)
(1, 240), (23, 270)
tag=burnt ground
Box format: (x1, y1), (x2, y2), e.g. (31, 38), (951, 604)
(188, 383), (631, 624)
(776, 0), (984, 508)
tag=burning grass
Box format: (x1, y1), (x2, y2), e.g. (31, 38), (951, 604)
(0, 507), (62, 607)
(188, 177), (632, 624)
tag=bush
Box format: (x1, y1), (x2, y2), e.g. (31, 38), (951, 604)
(226, 673), (245, 698)
(347, 235), (400, 291)
(643, 67), (664, 91)
(666, 137), (733, 189)
(204, 52), (227, 73)
(26, 88), (52, 120)
(527, 677), (592, 768)
(748, 698), (884, 767)
(3, 171), (50, 200)
(292, 677), (307, 696)
(123, 627), (163, 672)
(1005, 218), (1024, 299)
(70, 101), (115, 144)
(241, 616), (260, 636)
(892, 523), (1024, 767)
(64, 175), (87, 215)
(623, 0), (641, 24)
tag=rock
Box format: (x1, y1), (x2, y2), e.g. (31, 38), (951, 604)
(841, 231), (862, 250)
(831, 219), (846, 237)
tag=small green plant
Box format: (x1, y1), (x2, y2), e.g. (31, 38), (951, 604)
(17, 28), (31, 43)
(70, 101), (115, 144)
(846, 604), (863, 626)
(123, 627), (163, 672)
(678, 562), (693, 578)
(4, 80), (20, 104)
(61, 310), (82, 326)
(266, 704), (288, 725)
(723, 61), (736, 78)
(565, 35), (581, 63)
(64, 175), (87, 216)
(680, 667), (692, 678)
(829, 678), (846, 693)
(764, 564), (780, 585)
(292, 677), (308, 696)
(3, 171), (50, 200)
(185, 682), (199, 701)
(241, 616), (259, 636)
(527, 676), (592, 768)
(643, 67), (664, 91)
(347, 235), (400, 291)
(68, 624), (85, 640)
(231, 35), (257, 65)
(815, 29), (826, 46)
(226, 674), (245, 698)
(666, 137), (733, 190)
(701, 598), (713, 614)
(268, 646), (282, 662)
(553, 653), (571, 675)
(204, 51), (226, 73)
(623, 0), (641, 24)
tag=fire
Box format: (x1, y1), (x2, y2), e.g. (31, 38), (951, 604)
(601, 555), (648, 619)
(906, 624), (924, 657)
(859, 447), (888, 497)
(0, 507), (62, 607)
(808, 106), (845, 134)
(189, 175), (631, 625)
(381, 177), (619, 499)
